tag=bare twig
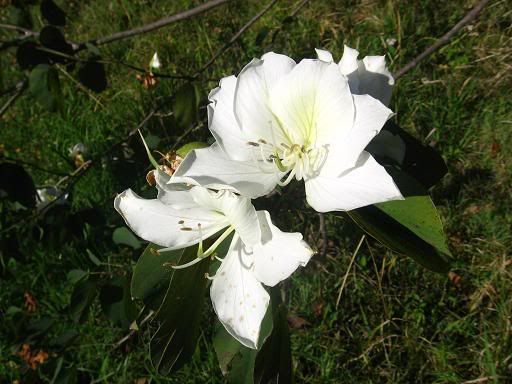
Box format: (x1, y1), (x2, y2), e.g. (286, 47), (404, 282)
(317, 213), (327, 258)
(0, 80), (27, 119)
(335, 235), (365, 309)
(393, 0), (491, 79)
(290, 0), (310, 17)
(112, 309), (155, 350)
(0, 23), (36, 35)
(88, 0), (231, 47)
(194, 0), (279, 77)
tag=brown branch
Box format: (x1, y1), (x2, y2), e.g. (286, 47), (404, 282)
(194, 0), (279, 77)
(87, 0), (231, 47)
(317, 213), (327, 258)
(393, 0), (491, 80)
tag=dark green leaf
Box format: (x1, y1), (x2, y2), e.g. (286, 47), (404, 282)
(86, 249), (101, 266)
(347, 169), (452, 273)
(0, 163), (36, 208)
(173, 83), (200, 129)
(131, 243), (182, 311)
(254, 288), (292, 384)
(50, 330), (79, 348)
(8, 4), (32, 29)
(85, 42), (101, 56)
(377, 121), (448, 188)
(40, 0), (66, 26)
(66, 269), (88, 284)
(29, 64), (62, 111)
(39, 26), (74, 61)
(17, 42), (50, 70)
(112, 227), (141, 249)
(78, 60), (107, 93)
(100, 275), (137, 329)
(213, 298), (274, 384)
(69, 279), (97, 323)
(150, 245), (210, 373)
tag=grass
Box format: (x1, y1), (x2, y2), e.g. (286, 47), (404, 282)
(1, 0), (512, 382)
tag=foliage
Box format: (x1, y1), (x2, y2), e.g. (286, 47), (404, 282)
(1, 0), (511, 383)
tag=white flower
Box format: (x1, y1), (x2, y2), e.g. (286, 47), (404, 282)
(149, 52), (161, 72)
(171, 52), (403, 212)
(315, 45), (395, 107)
(114, 181), (312, 348)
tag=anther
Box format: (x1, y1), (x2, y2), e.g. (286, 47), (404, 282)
(178, 220), (184, 224)
(247, 141), (260, 147)
(180, 227), (193, 231)
(258, 139), (268, 144)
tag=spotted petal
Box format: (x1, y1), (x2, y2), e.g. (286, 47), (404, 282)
(210, 235), (270, 349)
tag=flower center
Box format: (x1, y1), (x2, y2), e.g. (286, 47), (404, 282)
(247, 140), (328, 186)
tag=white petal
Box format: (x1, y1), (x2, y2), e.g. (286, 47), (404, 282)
(211, 235), (270, 349)
(208, 76), (250, 161)
(253, 211), (313, 287)
(357, 55), (394, 106)
(321, 94), (393, 174)
(234, 53), (295, 144)
(114, 189), (227, 248)
(305, 151), (403, 212)
(269, 59), (354, 147)
(339, 45), (360, 75)
(315, 48), (334, 63)
(154, 170), (198, 209)
(171, 143), (281, 199)
(189, 187), (261, 248)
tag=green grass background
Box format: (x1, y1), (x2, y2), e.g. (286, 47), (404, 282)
(1, 0), (511, 382)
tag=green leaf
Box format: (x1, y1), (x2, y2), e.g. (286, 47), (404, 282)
(8, 5), (33, 29)
(131, 243), (183, 311)
(69, 279), (97, 322)
(373, 121), (448, 189)
(173, 83), (200, 129)
(29, 64), (62, 111)
(112, 226), (141, 249)
(213, 287), (290, 384)
(347, 169), (452, 273)
(149, 245), (210, 373)
(66, 269), (88, 284)
(175, 141), (208, 158)
(254, 288), (292, 384)
(100, 275), (137, 329)
(78, 60), (107, 93)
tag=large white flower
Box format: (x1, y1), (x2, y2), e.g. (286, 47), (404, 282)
(172, 52), (403, 212)
(114, 180), (312, 349)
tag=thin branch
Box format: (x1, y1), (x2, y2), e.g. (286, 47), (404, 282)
(87, 0), (231, 47)
(393, 0), (491, 80)
(335, 235), (365, 309)
(0, 23), (36, 35)
(0, 80), (27, 119)
(194, 0), (279, 77)
(317, 213), (327, 258)
(112, 309), (155, 350)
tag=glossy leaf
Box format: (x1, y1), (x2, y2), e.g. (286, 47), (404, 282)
(150, 245), (210, 373)
(0, 163), (36, 208)
(347, 169), (452, 273)
(39, 26), (74, 62)
(369, 121), (448, 189)
(213, 287), (291, 384)
(29, 64), (62, 111)
(254, 288), (292, 384)
(100, 275), (137, 329)
(17, 42), (49, 70)
(78, 60), (108, 93)
(40, 0), (66, 26)
(112, 226), (141, 249)
(69, 279), (97, 323)
(131, 243), (182, 311)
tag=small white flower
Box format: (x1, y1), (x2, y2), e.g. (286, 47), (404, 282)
(149, 52), (161, 72)
(114, 180), (312, 348)
(171, 51), (403, 212)
(315, 45), (395, 107)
